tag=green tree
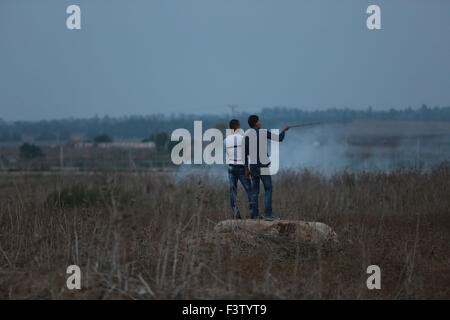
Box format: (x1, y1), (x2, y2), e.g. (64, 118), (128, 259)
(20, 143), (45, 159)
(153, 132), (169, 153)
(142, 132), (171, 153)
(93, 133), (112, 143)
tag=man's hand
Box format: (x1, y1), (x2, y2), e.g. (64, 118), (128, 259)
(283, 125), (291, 131)
(245, 166), (250, 179)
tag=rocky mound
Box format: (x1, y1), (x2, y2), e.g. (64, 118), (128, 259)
(214, 219), (338, 244)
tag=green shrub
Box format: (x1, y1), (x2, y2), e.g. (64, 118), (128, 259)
(46, 183), (135, 208)
(20, 143), (45, 159)
(93, 133), (112, 143)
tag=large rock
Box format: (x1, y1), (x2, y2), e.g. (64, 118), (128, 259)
(214, 219), (338, 244)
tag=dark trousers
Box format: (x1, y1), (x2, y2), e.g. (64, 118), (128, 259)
(228, 165), (254, 218)
(250, 165), (273, 217)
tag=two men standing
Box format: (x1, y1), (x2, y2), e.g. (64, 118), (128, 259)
(225, 115), (290, 220)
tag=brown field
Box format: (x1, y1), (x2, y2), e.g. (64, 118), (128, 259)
(0, 166), (449, 299)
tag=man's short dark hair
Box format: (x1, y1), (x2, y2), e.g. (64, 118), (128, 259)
(248, 115), (259, 128)
(229, 119), (240, 130)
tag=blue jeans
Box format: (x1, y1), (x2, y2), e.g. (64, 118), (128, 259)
(228, 165), (254, 218)
(250, 165), (272, 217)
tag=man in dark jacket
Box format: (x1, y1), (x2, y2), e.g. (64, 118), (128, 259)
(247, 115), (290, 220)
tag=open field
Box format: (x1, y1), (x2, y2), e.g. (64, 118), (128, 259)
(0, 166), (449, 299)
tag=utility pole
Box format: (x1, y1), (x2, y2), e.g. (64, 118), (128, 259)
(128, 148), (136, 171)
(0, 153), (4, 171)
(60, 143), (64, 170)
(228, 104), (238, 118)
(56, 133), (64, 170)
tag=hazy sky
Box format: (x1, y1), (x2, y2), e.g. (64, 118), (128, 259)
(1, 0), (449, 121)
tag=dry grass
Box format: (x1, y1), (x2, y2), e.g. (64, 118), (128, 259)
(0, 166), (449, 299)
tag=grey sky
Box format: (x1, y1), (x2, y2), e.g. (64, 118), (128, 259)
(1, 0), (449, 121)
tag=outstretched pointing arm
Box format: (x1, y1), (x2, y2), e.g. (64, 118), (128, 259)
(267, 125), (290, 142)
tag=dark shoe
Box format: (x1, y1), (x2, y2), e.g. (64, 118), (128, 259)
(233, 213), (242, 219)
(264, 215), (278, 221)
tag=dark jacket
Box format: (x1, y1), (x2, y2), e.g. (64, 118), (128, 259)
(246, 128), (286, 168)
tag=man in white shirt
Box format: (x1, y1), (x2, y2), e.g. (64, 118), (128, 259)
(224, 119), (255, 219)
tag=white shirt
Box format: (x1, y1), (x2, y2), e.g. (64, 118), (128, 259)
(224, 129), (246, 165)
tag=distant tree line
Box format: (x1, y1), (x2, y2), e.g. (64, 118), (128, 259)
(0, 105), (449, 142)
